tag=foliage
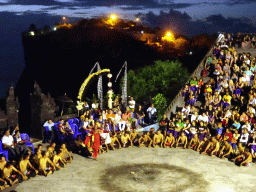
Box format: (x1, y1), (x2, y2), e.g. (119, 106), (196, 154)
(152, 93), (167, 122)
(124, 60), (190, 105)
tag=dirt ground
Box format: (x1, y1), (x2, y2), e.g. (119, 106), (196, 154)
(3, 144), (256, 192)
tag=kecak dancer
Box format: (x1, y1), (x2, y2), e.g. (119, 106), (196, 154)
(84, 126), (101, 161)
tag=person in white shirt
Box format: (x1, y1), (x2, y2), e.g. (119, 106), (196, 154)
(191, 112), (198, 123)
(115, 111), (125, 131)
(197, 113), (209, 123)
(43, 119), (55, 143)
(181, 105), (190, 118)
(147, 104), (157, 124)
(128, 97), (136, 112)
(239, 129), (249, 146)
(91, 100), (99, 109)
(241, 121), (252, 133)
(2, 129), (20, 158)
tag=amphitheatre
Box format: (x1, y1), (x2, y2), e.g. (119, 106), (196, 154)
(3, 43), (256, 192)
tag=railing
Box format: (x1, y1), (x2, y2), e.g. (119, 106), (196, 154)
(165, 33), (224, 118)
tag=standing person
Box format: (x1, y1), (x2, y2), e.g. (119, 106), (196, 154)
(84, 129), (101, 161)
(135, 105), (145, 126)
(159, 114), (168, 132)
(128, 97), (136, 112)
(43, 119), (55, 143)
(147, 104), (157, 124)
(1, 129), (20, 160)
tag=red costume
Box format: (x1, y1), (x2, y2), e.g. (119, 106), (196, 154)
(84, 132), (101, 159)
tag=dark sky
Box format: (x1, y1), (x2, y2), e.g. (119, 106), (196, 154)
(0, 0), (256, 98)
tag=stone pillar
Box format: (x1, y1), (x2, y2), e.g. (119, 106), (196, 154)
(30, 82), (57, 139)
(6, 86), (19, 128)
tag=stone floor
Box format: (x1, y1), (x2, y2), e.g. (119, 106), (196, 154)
(3, 143), (256, 192)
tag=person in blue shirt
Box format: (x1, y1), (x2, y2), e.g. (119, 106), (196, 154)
(216, 122), (224, 139)
(43, 119), (55, 143)
(231, 119), (241, 132)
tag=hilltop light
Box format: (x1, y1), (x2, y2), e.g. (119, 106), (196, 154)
(30, 31), (35, 36)
(110, 14), (117, 20)
(162, 31), (175, 42)
(63, 17), (66, 20)
(53, 27), (57, 31)
(136, 18), (140, 21)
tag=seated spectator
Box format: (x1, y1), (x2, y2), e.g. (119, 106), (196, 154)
(58, 120), (66, 135)
(11, 125), (19, 136)
(13, 131), (29, 155)
(43, 119), (55, 143)
(231, 130), (240, 154)
(2, 129), (20, 160)
(147, 104), (157, 124)
(239, 129), (249, 147)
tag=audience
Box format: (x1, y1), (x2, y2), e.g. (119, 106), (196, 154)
(2, 32), (256, 190)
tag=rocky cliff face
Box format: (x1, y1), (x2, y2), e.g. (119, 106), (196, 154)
(16, 25), (159, 134)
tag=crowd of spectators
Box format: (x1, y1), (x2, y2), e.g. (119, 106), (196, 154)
(3, 32), (256, 190)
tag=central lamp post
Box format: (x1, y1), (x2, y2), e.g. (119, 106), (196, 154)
(107, 73), (113, 109)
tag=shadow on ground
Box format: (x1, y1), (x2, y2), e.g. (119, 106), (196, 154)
(100, 163), (209, 192)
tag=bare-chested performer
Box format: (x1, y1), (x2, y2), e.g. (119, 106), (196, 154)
(175, 132), (188, 149)
(188, 133), (200, 150)
(31, 148), (42, 170)
(218, 141), (233, 159)
(60, 143), (73, 163)
(197, 137), (209, 152)
(121, 132), (133, 148)
(53, 150), (67, 170)
(138, 132), (152, 148)
(153, 130), (164, 148)
(19, 153), (38, 179)
(201, 137), (220, 157)
(0, 177), (9, 191)
(130, 129), (138, 145)
(3, 162), (27, 186)
(164, 132), (175, 148)
(0, 155), (7, 175)
(109, 132), (121, 150)
(39, 151), (56, 176)
(47, 142), (56, 160)
(232, 149), (252, 167)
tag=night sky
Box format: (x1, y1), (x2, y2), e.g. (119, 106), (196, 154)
(0, 0), (256, 98)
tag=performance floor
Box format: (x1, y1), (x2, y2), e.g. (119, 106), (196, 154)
(3, 144), (256, 192)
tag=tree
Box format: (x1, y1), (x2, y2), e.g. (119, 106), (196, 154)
(124, 60), (190, 105)
(152, 93), (167, 122)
